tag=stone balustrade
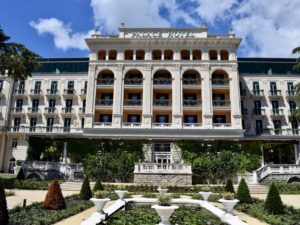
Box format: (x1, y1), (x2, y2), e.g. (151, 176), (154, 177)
(134, 163), (192, 174)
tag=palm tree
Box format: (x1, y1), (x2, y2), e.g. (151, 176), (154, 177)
(289, 47), (300, 122)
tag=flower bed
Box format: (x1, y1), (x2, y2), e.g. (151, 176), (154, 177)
(105, 205), (226, 225)
(235, 199), (300, 225)
(9, 195), (93, 225)
(273, 182), (300, 194)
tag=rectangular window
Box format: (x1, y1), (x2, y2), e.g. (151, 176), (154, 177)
(64, 118), (71, 132)
(66, 99), (73, 108)
(29, 118), (37, 132)
(18, 80), (25, 90)
(49, 99), (56, 108)
(82, 99), (86, 108)
(12, 138), (18, 148)
(34, 81), (41, 90)
(287, 82), (294, 90)
(184, 115), (197, 123)
(67, 81), (74, 89)
(32, 99), (39, 109)
(46, 118), (54, 132)
(0, 80), (3, 92)
(81, 118), (85, 128)
(51, 81), (58, 90)
(156, 115), (168, 123)
(256, 120), (263, 135)
(84, 81), (88, 90)
(289, 101), (296, 111)
(100, 114), (112, 122)
(273, 120), (282, 135)
(128, 115), (140, 123)
(16, 99), (23, 108)
(213, 115), (226, 123)
(253, 81), (260, 90)
(13, 118), (21, 132)
(292, 121), (299, 135)
(270, 82), (277, 90)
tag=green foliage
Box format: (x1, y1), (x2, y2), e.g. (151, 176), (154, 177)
(274, 182), (300, 194)
(107, 205), (226, 225)
(80, 177), (92, 200)
(93, 191), (108, 199)
(222, 192), (235, 200)
(1, 178), (51, 190)
(16, 167), (25, 180)
(0, 179), (9, 225)
(157, 194), (172, 206)
(292, 46), (300, 72)
(236, 198), (300, 225)
(236, 178), (252, 204)
(142, 193), (157, 198)
(93, 178), (104, 192)
(67, 139), (98, 163)
(265, 183), (284, 215)
(225, 179), (235, 193)
(5, 190), (15, 197)
(9, 195), (93, 225)
(0, 27), (40, 80)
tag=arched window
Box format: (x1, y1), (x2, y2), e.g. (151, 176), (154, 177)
(220, 50), (229, 60)
(124, 70), (143, 85)
(152, 50), (162, 60)
(211, 70), (229, 85)
(97, 70), (114, 85)
(182, 70), (201, 85)
(153, 70), (172, 85)
(181, 49), (190, 60)
(192, 50), (201, 60)
(124, 50), (134, 60)
(136, 50), (145, 60)
(164, 49), (173, 60)
(98, 50), (106, 60)
(209, 50), (218, 60)
(108, 50), (117, 60)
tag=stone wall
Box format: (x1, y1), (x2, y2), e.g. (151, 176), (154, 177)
(134, 173), (192, 186)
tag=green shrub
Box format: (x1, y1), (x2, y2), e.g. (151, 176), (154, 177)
(171, 193), (181, 198)
(222, 192), (235, 200)
(157, 194), (172, 206)
(190, 193), (203, 200)
(94, 191), (108, 199)
(208, 193), (222, 202)
(5, 190), (15, 197)
(142, 193), (157, 198)
(236, 178), (252, 204)
(265, 183), (284, 214)
(0, 179), (9, 225)
(93, 178), (103, 192)
(80, 176), (92, 200)
(273, 182), (300, 194)
(43, 180), (66, 210)
(225, 179), (235, 193)
(16, 167), (26, 180)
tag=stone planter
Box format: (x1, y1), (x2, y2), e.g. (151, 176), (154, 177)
(90, 198), (110, 214)
(218, 199), (239, 214)
(157, 188), (168, 194)
(152, 205), (178, 225)
(115, 190), (128, 200)
(199, 191), (212, 201)
(13, 166), (21, 175)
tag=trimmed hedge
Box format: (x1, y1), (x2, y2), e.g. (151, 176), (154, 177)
(1, 178), (51, 190)
(9, 195), (93, 225)
(274, 182), (300, 194)
(80, 177), (92, 200)
(236, 178), (252, 204)
(43, 180), (66, 210)
(225, 179), (235, 193)
(93, 178), (104, 192)
(265, 183), (284, 214)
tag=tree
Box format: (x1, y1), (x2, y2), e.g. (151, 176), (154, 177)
(225, 179), (235, 193)
(0, 179), (9, 225)
(93, 178), (104, 192)
(236, 178), (252, 204)
(0, 27), (40, 80)
(80, 176), (92, 200)
(43, 179), (66, 210)
(265, 183), (284, 214)
(16, 167), (25, 180)
(292, 46), (300, 72)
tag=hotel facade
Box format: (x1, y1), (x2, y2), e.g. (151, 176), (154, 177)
(0, 24), (300, 184)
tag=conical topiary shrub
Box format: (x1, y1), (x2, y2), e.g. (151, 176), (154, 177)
(265, 183), (284, 214)
(16, 167), (25, 180)
(93, 178), (104, 192)
(43, 179), (66, 210)
(0, 179), (9, 225)
(236, 178), (252, 203)
(225, 179), (235, 193)
(80, 176), (92, 200)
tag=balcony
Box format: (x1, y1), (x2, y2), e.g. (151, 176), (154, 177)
(153, 99), (172, 109)
(152, 123), (172, 128)
(212, 100), (231, 110)
(211, 79), (230, 88)
(62, 89), (76, 98)
(27, 107), (42, 116)
(44, 107), (58, 116)
(14, 89), (26, 98)
(183, 123), (202, 129)
(61, 107), (75, 116)
(123, 99), (142, 108)
(79, 89), (87, 98)
(45, 89), (59, 97)
(269, 90), (282, 98)
(96, 79), (114, 86)
(251, 90), (264, 98)
(9, 126), (26, 133)
(286, 90), (296, 98)
(270, 109), (284, 117)
(28, 89), (42, 97)
(95, 99), (113, 107)
(134, 163), (192, 175)
(124, 78), (143, 86)
(78, 108), (86, 115)
(122, 122), (142, 128)
(11, 107), (24, 115)
(183, 99), (202, 109)
(182, 79), (201, 88)
(212, 123), (232, 128)
(93, 122), (112, 128)
(262, 128), (284, 136)
(153, 78), (172, 88)
(253, 108), (266, 117)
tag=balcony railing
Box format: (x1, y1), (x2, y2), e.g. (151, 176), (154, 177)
(269, 90), (282, 97)
(14, 89), (26, 96)
(61, 107), (75, 114)
(123, 99), (142, 106)
(183, 123), (202, 128)
(262, 128), (283, 135)
(270, 109), (284, 116)
(93, 122), (112, 128)
(124, 78), (143, 85)
(211, 79), (230, 86)
(253, 108), (266, 116)
(62, 89), (76, 96)
(9, 126), (82, 133)
(252, 89), (264, 97)
(11, 107), (24, 114)
(182, 79), (201, 85)
(79, 108), (85, 114)
(183, 99), (202, 107)
(134, 163), (192, 174)
(288, 109), (297, 115)
(153, 99), (172, 106)
(96, 99), (113, 106)
(212, 100), (230, 108)
(46, 89), (59, 96)
(44, 107), (58, 115)
(97, 79), (114, 85)
(29, 89), (42, 96)
(27, 107), (41, 114)
(212, 123), (232, 128)
(286, 90), (296, 97)
(153, 78), (172, 85)
(152, 123), (172, 128)
(122, 122), (142, 128)
(80, 89), (87, 96)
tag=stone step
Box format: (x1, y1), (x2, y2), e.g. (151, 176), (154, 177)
(234, 185), (269, 194)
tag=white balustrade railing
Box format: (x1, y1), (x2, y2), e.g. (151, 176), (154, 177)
(134, 163), (192, 174)
(93, 122), (112, 128)
(255, 164), (300, 182)
(122, 123), (142, 128)
(183, 123), (202, 128)
(212, 123), (232, 128)
(152, 123), (172, 128)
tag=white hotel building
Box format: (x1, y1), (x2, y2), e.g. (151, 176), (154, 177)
(0, 24), (300, 184)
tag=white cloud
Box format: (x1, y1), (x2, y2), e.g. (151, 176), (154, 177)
(30, 18), (93, 51)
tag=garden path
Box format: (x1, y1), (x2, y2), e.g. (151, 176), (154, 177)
(252, 194), (300, 209)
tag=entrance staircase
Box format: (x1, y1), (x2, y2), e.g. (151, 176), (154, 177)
(61, 181), (94, 191)
(235, 184), (268, 194)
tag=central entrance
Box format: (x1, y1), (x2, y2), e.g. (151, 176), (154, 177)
(153, 143), (171, 163)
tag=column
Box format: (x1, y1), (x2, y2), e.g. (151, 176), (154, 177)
(112, 66), (123, 128)
(0, 135), (6, 170)
(229, 64), (242, 129)
(190, 51), (193, 60)
(171, 65), (182, 128)
(260, 144), (265, 166)
(63, 142), (67, 164)
(294, 144), (300, 164)
(201, 65), (213, 128)
(142, 66), (152, 128)
(85, 65), (97, 128)
(133, 50), (136, 60)
(105, 50), (109, 60)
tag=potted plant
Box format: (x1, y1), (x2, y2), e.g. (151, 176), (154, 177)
(152, 194), (178, 225)
(90, 191), (110, 214)
(157, 184), (169, 194)
(199, 186), (212, 201)
(115, 185), (128, 200)
(218, 192), (239, 214)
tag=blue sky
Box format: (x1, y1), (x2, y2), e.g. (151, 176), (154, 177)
(0, 0), (299, 58)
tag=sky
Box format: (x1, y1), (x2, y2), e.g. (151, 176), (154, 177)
(0, 0), (299, 58)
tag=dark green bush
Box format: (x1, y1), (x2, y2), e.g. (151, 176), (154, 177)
(265, 183), (284, 215)
(274, 182), (300, 194)
(236, 178), (252, 204)
(0, 179), (9, 225)
(80, 177), (92, 200)
(93, 178), (104, 192)
(142, 193), (157, 198)
(225, 179), (235, 193)
(16, 167), (25, 180)
(2, 178), (50, 190)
